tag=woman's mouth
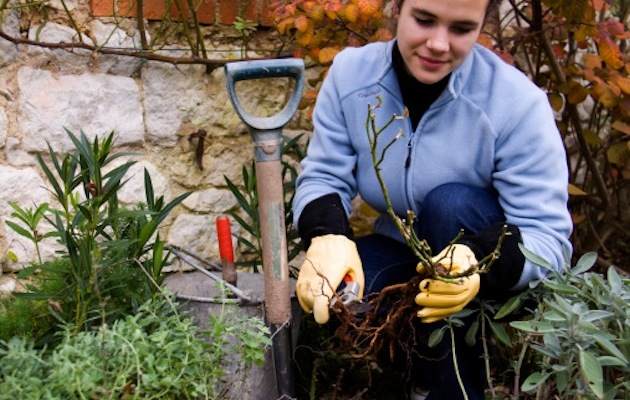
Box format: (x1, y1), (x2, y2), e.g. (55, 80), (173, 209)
(418, 55), (447, 70)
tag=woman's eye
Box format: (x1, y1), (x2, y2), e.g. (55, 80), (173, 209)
(414, 17), (434, 26)
(451, 26), (474, 35)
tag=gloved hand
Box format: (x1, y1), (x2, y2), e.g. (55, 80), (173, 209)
(415, 244), (480, 323)
(296, 234), (364, 324)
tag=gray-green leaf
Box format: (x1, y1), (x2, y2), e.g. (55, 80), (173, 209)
(580, 347), (604, 399)
(510, 321), (556, 334)
(465, 319), (479, 346)
(428, 327), (446, 348)
(521, 371), (551, 392)
(488, 320), (512, 347)
(518, 243), (554, 271)
(593, 334), (628, 365)
(494, 294), (522, 320)
(572, 252), (597, 275)
(607, 267), (622, 293)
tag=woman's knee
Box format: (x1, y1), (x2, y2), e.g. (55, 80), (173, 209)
(421, 183), (502, 221)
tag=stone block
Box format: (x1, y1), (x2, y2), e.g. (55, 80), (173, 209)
(0, 107), (6, 148)
(117, 160), (171, 205)
(17, 67), (144, 153)
(26, 23), (90, 70)
(0, 166), (56, 270)
(0, 10), (19, 66)
(182, 188), (237, 213)
(88, 20), (144, 76)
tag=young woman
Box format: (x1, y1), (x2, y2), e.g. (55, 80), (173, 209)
(293, 0), (572, 398)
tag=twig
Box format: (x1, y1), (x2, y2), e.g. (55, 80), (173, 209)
(0, 29), (288, 69)
(480, 308), (497, 399)
(449, 321), (469, 400)
(59, 0), (83, 43)
(136, 0), (149, 50)
(530, 0), (610, 209)
(185, 0), (208, 61)
(169, 246), (258, 304)
(513, 339), (529, 399)
(172, 0), (198, 56)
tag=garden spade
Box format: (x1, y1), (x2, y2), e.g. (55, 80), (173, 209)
(225, 58), (304, 399)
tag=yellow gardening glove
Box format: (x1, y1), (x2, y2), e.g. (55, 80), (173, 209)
(415, 244), (480, 323)
(296, 234), (365, 324)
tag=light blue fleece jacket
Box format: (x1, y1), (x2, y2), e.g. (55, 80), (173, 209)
(293, 40), (572, 289)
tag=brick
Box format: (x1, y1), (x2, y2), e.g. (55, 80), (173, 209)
(193, 0), (216, 24)
(91, 0), (215, 24)
(90, 0), (114, 16)
(260, 0), (274, 27)
(218, 0), (237, 24)
(241, 0), (257, 22)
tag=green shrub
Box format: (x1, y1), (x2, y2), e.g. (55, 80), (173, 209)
(3, 130), (190, 339)
(505, 251), (630, 399)
(0, 295), (270, 399)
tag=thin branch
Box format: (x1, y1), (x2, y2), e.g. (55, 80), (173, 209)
(530, 0), (610, 209)
(136, 0), (149, 50)
(59, 0), (83, 43)
(171, 0), (198, 56)
(0, 29), (289, 68)
(480, 309), (497, 399)
(185, 0), (208, 61)
(449, 322), (469, 400)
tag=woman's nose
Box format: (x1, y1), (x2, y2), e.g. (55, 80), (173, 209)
(426, 28), (449, 53)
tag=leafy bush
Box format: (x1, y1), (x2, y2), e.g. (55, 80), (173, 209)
(0, 295), (270, 400)
(504, 251), (630, 399)
(3, 130), (189, 339)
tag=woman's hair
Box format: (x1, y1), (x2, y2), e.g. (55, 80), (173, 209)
(396, 0), (502, 16)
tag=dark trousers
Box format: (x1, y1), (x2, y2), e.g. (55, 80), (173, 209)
(356, 183), (505, 400)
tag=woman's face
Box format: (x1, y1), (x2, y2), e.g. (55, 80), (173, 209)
(396, 0), (488, 84)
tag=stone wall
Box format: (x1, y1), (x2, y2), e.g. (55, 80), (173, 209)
(0, 0), (312, 286)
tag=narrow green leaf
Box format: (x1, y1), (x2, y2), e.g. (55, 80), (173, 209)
(428, 326), (446, 348)
(521, 371), (550, 392)
(452, 309), (476, 319)
(510, 321), (556, 334)
(33, 203), (49, 224)
(607, 267), (622, 293)
(582, 310), (614, 322)
(152, 234), (164, 278)
(229, 212), (258, 238)
(5, 221), (34, 240)
(237, 237), (259, 252)
(494, 293), (522, 319)
(573, 252), (597, 274)
(36, 153), (65, 201)
(144, 168), (155, 210)
(488, 319), (512, 347)
(555, 370), (569, 393)
(224, 175), (255, 218)
(465, 318), (479, 346)
(597, 356), (627, 367)
(593, 334), (628, 364)
(579, 347), (604, 399)
(518, 243), (554, 271)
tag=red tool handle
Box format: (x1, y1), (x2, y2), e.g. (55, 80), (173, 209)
(216, 216), (234, 263)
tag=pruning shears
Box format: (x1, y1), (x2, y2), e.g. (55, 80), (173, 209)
(338, 274), (361, 305)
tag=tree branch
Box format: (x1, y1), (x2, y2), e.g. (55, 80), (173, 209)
(529, 0), (611, 209)
(0, 29), (290, 69)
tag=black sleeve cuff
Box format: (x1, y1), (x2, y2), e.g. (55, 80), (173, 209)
(458, 222), (525, 299)
(297, 193), (353, 250)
